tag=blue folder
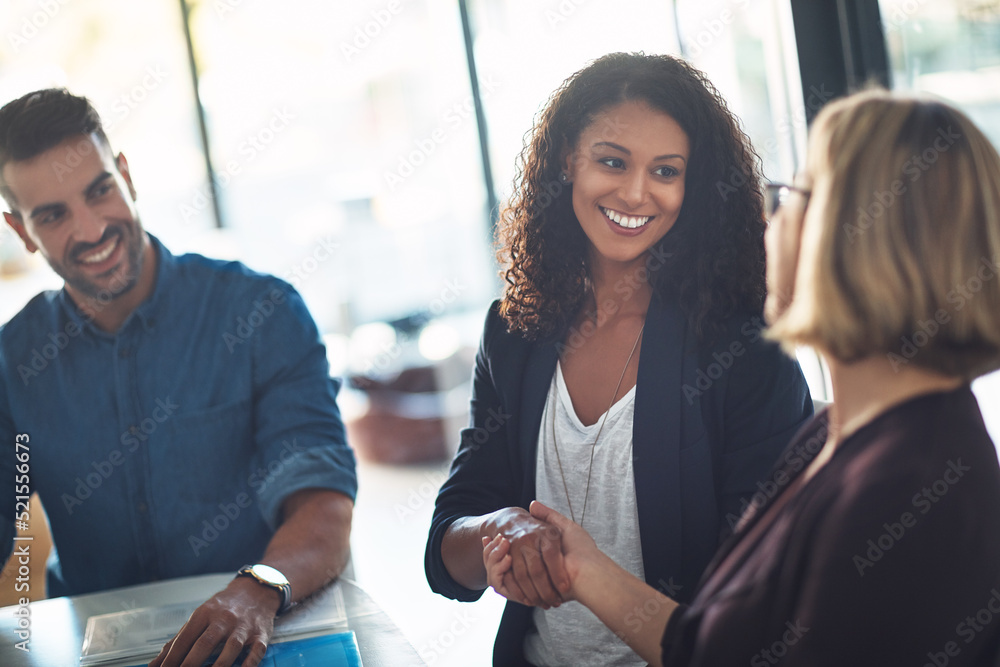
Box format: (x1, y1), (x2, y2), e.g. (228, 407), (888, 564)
(132, 631), (362, 667)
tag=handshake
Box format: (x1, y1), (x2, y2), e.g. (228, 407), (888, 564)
(480, 501), (600, 609)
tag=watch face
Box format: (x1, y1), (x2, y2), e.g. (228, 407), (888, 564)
(250, 564), (289, 586)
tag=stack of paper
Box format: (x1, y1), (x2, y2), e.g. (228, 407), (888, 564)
(80, 583), (353, 666)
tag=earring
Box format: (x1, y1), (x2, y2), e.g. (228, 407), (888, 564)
(559, 172), (570, 183)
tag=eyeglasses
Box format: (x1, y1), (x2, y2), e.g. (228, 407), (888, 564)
(765, 183), (811, 218)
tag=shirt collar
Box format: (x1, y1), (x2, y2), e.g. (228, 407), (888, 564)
(56, 233), (174, 337)
(132, 234), (173, 333)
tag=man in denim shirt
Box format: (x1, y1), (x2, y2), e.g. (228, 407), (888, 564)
(0, 89), (356, 667)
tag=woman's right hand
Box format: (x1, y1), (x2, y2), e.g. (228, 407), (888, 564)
(482, 506), (570, 609)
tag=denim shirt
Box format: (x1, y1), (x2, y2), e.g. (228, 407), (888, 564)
(0, 236), (357, 596)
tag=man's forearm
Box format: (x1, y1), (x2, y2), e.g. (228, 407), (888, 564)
(257, 488), (354, 604)
(441, 513), (496, 590)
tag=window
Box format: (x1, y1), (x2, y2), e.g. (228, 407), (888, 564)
(186, 0), (495, 333)
(880, 0), (1000, 437)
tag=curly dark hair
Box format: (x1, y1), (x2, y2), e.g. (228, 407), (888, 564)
(497, 52), (766, 342)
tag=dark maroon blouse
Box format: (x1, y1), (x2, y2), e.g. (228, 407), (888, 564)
(661, 386), (1000, 666)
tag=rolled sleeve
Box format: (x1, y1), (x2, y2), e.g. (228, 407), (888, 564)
(249, 283), (357, 529)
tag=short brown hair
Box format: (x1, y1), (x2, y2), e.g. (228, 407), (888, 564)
(0, 88), (110, 208)
(768, 90), (1000, 379)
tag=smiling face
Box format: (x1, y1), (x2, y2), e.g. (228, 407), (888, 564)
(564, 100), (689, 272)
(2, 133), (148, 303)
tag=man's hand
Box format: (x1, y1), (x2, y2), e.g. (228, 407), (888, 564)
(147, 489), (352, 667)
(483, 502), (605, 606)
(149, 575), (280, 667)
(481, 506), (570, 609)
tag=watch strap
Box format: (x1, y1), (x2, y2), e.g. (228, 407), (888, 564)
(236, 564), (292, 615)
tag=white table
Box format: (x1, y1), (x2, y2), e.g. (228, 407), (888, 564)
(0, 573), (425, 666)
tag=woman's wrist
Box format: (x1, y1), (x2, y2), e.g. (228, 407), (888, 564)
(570, 546), (617, 603)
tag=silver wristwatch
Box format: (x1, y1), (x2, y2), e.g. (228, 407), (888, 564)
(236, 563), (292, 615)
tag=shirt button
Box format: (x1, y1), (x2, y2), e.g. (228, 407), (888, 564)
(129, 425), (140, 435)
(137, 502), (148, 513)
(118, 347), (130, 358)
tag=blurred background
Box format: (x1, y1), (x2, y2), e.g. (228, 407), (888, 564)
(1, 0), (999, 664)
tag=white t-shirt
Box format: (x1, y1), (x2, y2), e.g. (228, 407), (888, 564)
(523, 362), (646, 667)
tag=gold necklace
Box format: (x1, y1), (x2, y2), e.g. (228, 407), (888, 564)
(551, 323), (644, 527)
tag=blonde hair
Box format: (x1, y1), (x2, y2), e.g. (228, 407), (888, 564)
(768, 89), (1000, 379)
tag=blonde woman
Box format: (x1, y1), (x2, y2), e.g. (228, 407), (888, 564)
(485, 89), (1000, 665)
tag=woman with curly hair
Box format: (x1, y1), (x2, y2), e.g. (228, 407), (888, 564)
(485, 90), (1000, 666)
(425, 52), (813, 666)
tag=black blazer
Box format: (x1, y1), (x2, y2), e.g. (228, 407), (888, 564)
(425, 294), (813, 666)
